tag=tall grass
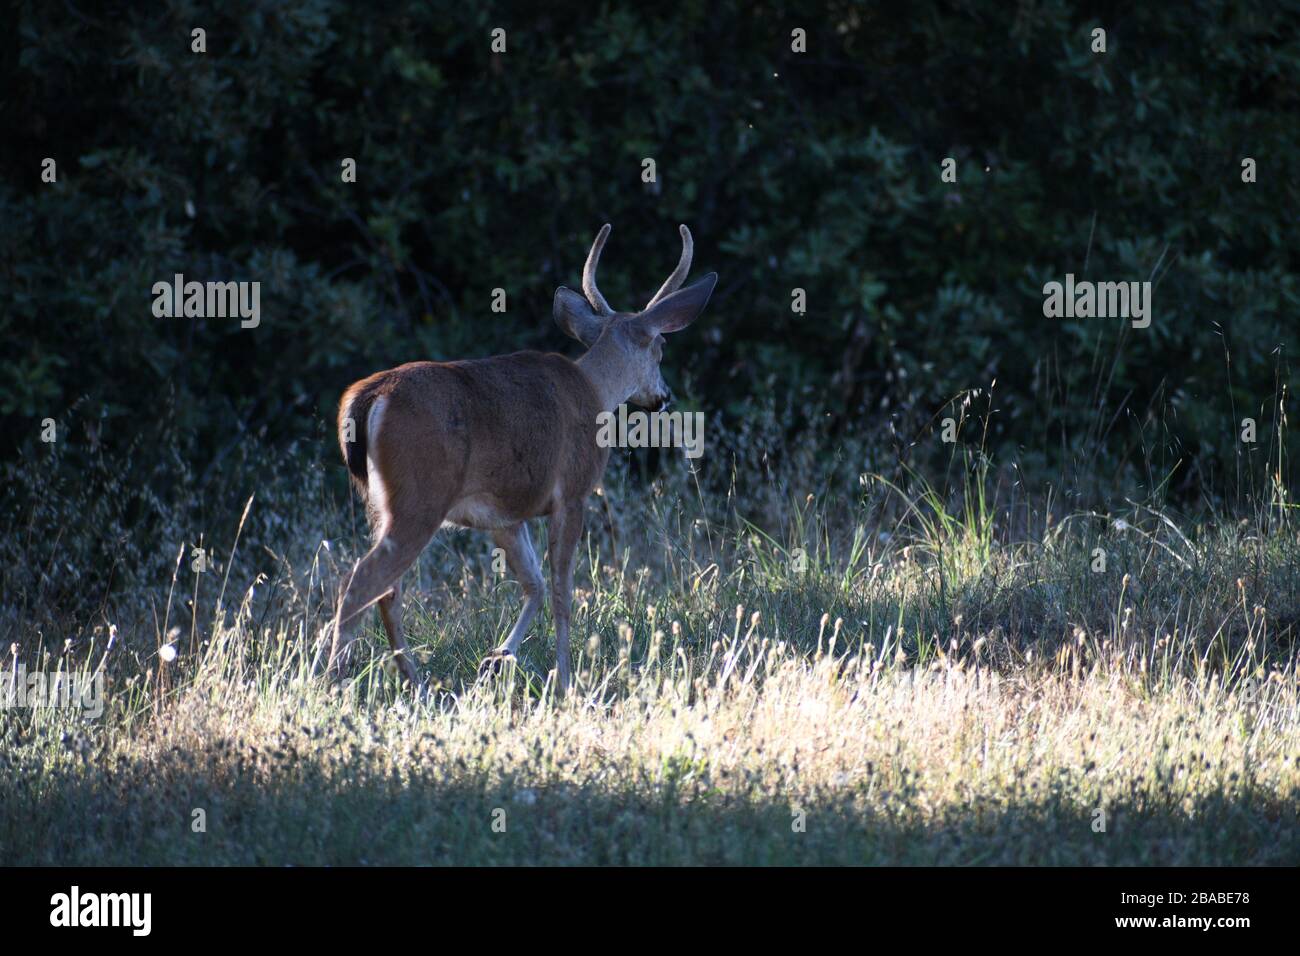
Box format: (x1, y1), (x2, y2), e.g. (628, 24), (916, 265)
(2, 421), (1297, 864)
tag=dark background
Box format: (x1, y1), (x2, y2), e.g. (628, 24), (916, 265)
(3, 1), (1297, 553)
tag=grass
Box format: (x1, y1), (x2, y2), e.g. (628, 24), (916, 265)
(2, 448), (1299, 865)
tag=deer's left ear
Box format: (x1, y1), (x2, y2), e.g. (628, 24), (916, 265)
(553, 287), (607, 346)
(636, 273), (717, 337)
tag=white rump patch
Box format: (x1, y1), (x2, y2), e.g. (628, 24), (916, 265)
(366, 397), (391, 534)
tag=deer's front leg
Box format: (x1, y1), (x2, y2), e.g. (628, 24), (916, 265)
(547, 500), (584, 691)
(480, 523), (544, 674)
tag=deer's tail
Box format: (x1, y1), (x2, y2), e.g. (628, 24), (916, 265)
(338, 380), (379, 493)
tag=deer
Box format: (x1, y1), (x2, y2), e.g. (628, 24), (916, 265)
(323, 224), (717, 690)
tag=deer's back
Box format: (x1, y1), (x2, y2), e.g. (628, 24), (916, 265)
(343, 351), (607, 526)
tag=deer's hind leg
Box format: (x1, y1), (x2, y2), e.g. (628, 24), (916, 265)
(375, 579), (418, 685)
(328, 489), (446, 684)
(363, 494), (420, 685)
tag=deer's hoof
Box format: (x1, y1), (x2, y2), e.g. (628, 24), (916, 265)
(478, 650), (516, 677)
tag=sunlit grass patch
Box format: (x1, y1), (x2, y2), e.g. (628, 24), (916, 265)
(2, 444), (1298, 864)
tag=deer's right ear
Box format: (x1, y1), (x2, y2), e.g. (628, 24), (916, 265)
(553, 287), (606, 346)
(635, 272), (717, 337)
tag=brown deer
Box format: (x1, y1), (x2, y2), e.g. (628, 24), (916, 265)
(325, 224), (716, 689)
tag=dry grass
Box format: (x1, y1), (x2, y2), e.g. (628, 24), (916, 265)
(3, 455), (1299, 864)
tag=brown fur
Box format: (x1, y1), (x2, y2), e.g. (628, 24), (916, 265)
(339, 352), (608, 521)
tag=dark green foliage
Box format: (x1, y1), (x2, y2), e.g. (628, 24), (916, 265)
(3, 0), (1297, 502)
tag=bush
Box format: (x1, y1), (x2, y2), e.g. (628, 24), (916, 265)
(3, 0), (1296, 520)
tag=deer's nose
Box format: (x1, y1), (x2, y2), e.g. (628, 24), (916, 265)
(656, 390), (674, 412)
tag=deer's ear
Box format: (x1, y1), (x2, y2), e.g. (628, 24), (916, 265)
(553, 287), (606, 346)
(636, 272), (717, 337)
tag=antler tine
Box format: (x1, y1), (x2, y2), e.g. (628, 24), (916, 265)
(582, 223), (615, 316)
(645, 224), (694, 309)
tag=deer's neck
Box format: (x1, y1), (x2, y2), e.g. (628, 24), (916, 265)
(576, 338), (635, 413)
